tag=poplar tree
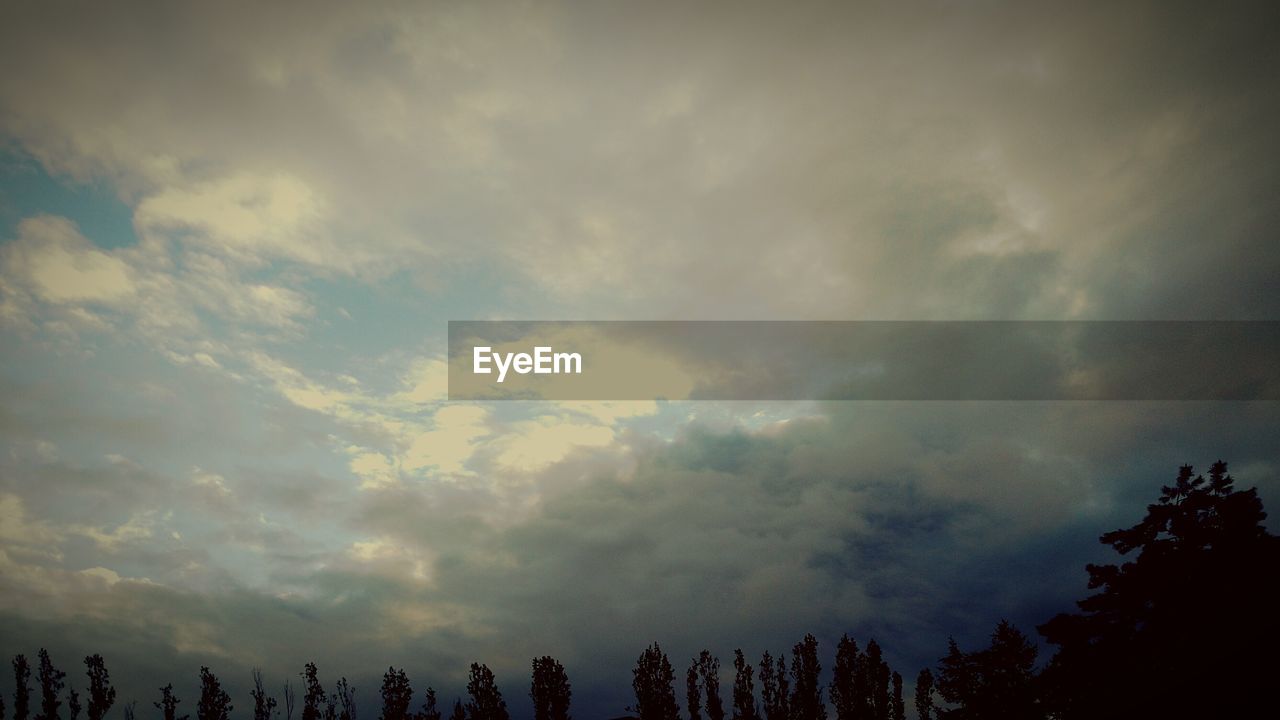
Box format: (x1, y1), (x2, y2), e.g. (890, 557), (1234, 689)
(913, 670), (933, 720)
(83, 656), (115, 720)
(695, 653), (722, 720)
(417, 689), (440, 720)
(12, 656), (30, 720)
(196, 668), (232, 720)
(35, 650), (65, 720)
(251, 670), (278, 720)
(301, 665), (326, 720)
(529, 657), (570, 720)
(155, 684), (188, 720)
(788, 636), (824, 720)
(828, 636), (860, 720)
(889, 674), (903, 720)
(729, 650), (757, 720)
(631, 644), (678, 720)
(379, 668), (413, 720)
(464, 664), (507, 720)
(685, 667), (699, 720)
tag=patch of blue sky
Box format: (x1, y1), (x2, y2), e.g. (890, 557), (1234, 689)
(0, 146), (136, 249)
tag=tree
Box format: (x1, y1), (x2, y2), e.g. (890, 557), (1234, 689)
(282, 682), (295, 720)
(827, 636), (860, 720)
(862, 641), (888, 720)
(695, 653), (722, 720)
(756, 653), (787, 720)
(66, 690), (80, 720)
(685, 666), (700, 720)
(84, 656), (115, 720)
(196, 668), (232, 720)
(787, 636), (824, 720)
(529, 657), (571, 720)
(756, 654), (778, 720)
(35, 649), (65, 720)
(447, 701), (464, 720)
(252, 670), (278, 720)
(729, 650), (756, 720)
(631, 644), (678, 720)
(301, 665), (326, 720)
(935, 622), (1038, 720)
(155, 685), (188, 720)
(380, 668), (413, 720)
(122, 703), (136, 720)
(1039, 462), (1279, 718)
(912, 670), (933, 720)
(465, 664), (508, 720)
(334, 679), (355, 720)
(417, 688), (440, 720)
(888, 674), (903, 720)
(13, 656), (31, 720)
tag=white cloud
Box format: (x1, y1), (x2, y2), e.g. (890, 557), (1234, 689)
(3, 215), (136, 304)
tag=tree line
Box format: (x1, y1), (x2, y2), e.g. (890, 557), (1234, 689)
(3, 462), (1276, 719)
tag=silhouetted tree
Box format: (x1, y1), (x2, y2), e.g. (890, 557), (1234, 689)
(252, 670), (278, 720)
(529, 657), (571, 720)
(301, 665), (325, 720)
(862, 641), (888, 720)
(916, 666), (936, 717)
(282, 683), (295, 720)
(888, 674), (902, 720)
(756, 654), (778, 720)
(787, 636), (824, 720)
(196, 668), (232, 720)
(123, 702), (136, 720)
(685, 667), (700, 720)
(84, 656), (115, 720)
(465, 664), (507, 720)
(935, 622), (1037, 720)
(696, 653), (722, 720)
(729, 650), (756, 720)
(334, 679), (355, 720)
(35, 650), (65, 720)
(631, 644), (678, 720)
(912, 670), (933, 720)
(447, 701), (464, 720)
(380, 668), (413, 720)
(13, 656), (31, 720)
(155, 685), (187, 720)
(827, 636), (861, 720)
(416, 689), (440, 720)
(66, 690), (80, 720)
(1039, 461), (1278, 718)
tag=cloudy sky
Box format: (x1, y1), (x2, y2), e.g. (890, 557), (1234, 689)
(2, 1), (1278, 718)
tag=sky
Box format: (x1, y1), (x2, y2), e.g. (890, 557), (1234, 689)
(2, 1), (1279, 718)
